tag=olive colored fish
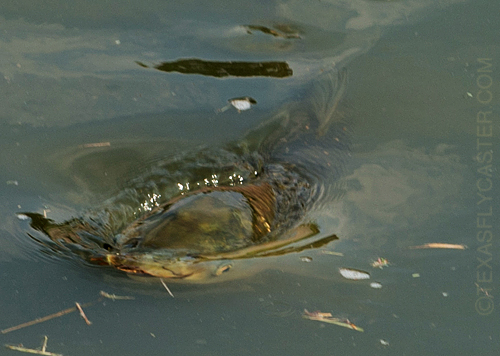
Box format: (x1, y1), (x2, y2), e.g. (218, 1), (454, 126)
(24, 68), (348, 283)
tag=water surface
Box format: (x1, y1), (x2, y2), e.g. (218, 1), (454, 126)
(1, 0), (499, 355)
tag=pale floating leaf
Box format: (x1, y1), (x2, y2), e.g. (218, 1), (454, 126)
(339, 268), (370, 280)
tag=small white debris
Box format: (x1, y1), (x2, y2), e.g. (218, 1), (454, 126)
(16, 214), (29, 221)
(370, 282), (383, 289)
(412, 273), (420, 278)
(229, 97), (257, 112)
(6, 180), (18, 186)
(339, 268), (370, 280)
(442, 292), (448, 297)
(466, 92), (473, 98)
(217, 97), (257, 113)
(300, 256), (312, 263)
(115, 40), (121, 45)
(380, 339), (390, 346)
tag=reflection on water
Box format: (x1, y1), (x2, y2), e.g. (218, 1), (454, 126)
(1, 0), (498, 355)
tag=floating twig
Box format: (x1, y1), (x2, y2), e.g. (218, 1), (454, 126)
(2, 291), (131, 335)
(475, 283), (491, 297)
(302, 310), (364, 332)
(371, 257), (390, 269)
(160, 279), (174, 298)
(320, 250), (344, 256)
(409, 243), (467, 250)
(100, 291), (135, 301)
(41, 336), (48, 352)
(75, 303), (92, 325)
(1, 301), (94, 334)
(80, 142), (111, 148)
(5, 335), (62, 356)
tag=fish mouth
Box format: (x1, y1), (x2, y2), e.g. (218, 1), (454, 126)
(160, 267), (195, 279)
(107, 254), (195, 279)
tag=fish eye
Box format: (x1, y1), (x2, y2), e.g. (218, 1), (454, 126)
(214, 263), (232, 276)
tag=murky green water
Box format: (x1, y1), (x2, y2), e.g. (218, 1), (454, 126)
(1, 0), (499, 355)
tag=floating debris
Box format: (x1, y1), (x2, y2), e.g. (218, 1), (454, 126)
(160, 278), (174, 298)
(5, 335), (62, 356)
(2, 291), (135, 335)
(79, 142), (111, 148)
(41, 336), (48, 353)
(16, 214), (30, 221)
(100, 291), (135, 301)
(302, 310), (364, 332)
(412, 273), (420, 278)
(218, 97), (257, 113)
(371, 257), (390, 269)
(230, 97), (257, 112)
(475, 283), (491, 297)
(300, 256), (312, 262)
(320, 250), (344, 256)
(409, 243), (467, 250)
(380, 339), (390, 346)
(370, 282), (383, 289)
(339, 268), (370, 280)
(1, 302), (92, 334)
(6, 180), (19, 186)
(75, 302), (92, 325)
